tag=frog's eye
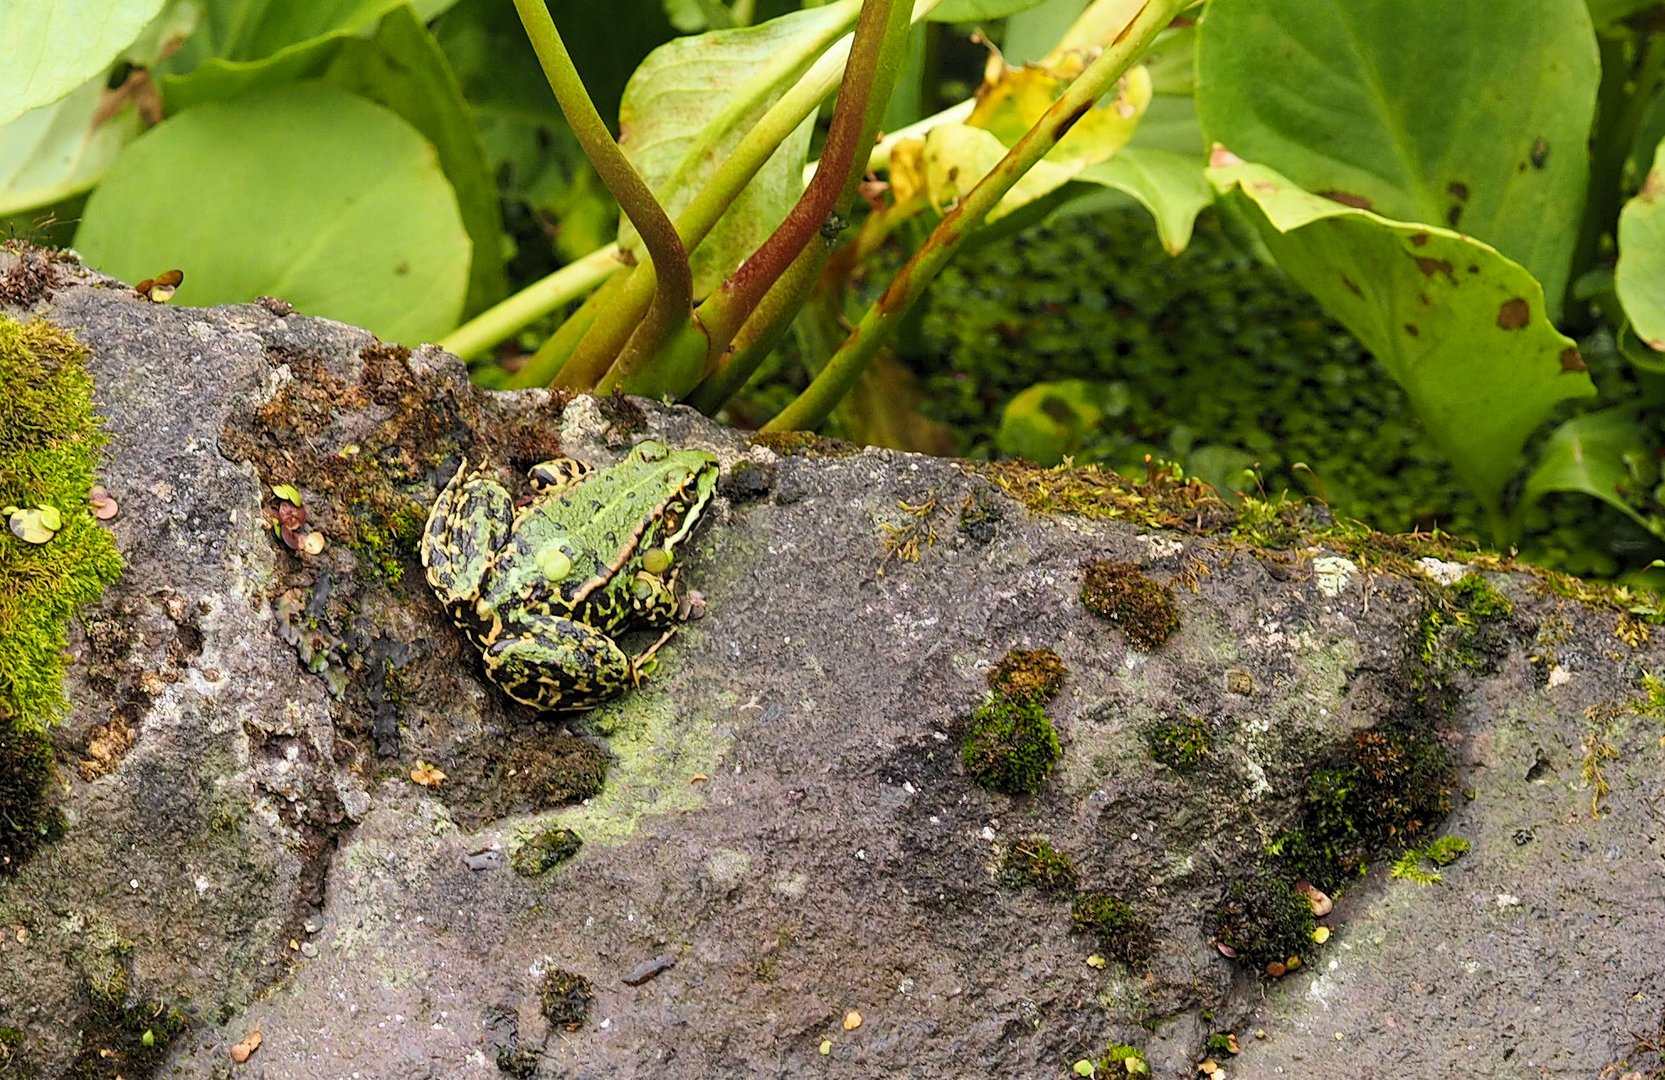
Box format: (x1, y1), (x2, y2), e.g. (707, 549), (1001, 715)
(641, 547), (673, 575)
(537, 547), (573, 582)
(634, 439), (668, 462)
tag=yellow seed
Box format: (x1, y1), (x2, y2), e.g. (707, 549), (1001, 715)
(843, 1010), (862, 1031)
(1312, 926), (1331, 944)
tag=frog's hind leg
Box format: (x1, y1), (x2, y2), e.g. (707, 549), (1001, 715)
(422, 459), (513, 618)
(483, 614), (636, 712)
(528, 457), (592, 496)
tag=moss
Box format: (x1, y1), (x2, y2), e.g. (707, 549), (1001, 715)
(1390, 834), (1471, 885)
(537, 968), (593, 1030)
(0, 317), (120, 877)
(748, 429), (861, 458)
(1448, 573), (1513, 619)
(987, 648), (1067, 703)
(0, 1024), (32, 1080)
(961, 695), (1061, 796)
(1070, 893), (1150, 966)
(495, 1045), (539, 1077)
(497, 736), (610, 811)
(1080, 560), (1179, 650)
(1091, 1042), (1150, 1076)
(344, 499), (426, 584)
(0, 317), (123, 729)
(1144, 715), (1211, 773)
(72, 967), (188, 1080)
(978, 458), (1230, 535)
(1417, 573), (1515, 671)
(509, 826), (583, 877)
(999, 835), (1077, 892)
(1210, 874), (1314, 971)
(0, 723), (62, 875)
(1273, 718), (1456, 892)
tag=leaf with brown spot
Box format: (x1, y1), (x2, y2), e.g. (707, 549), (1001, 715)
(1497, 297), (1530, 329)
(1209, 159), (1594, 516)
(1560, 347), (1586, 372)
(1319, 190), (1372, 209)
(1412, 256), (1456, 284)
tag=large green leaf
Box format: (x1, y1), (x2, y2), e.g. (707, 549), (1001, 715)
(1196, 0), (1599, 318)
(0, 78), (143, 217)
(1617, 138), (1665, 353)
(156, 0), (452, 111)
(1210, 161), (1596, 513)
(1076, 148), (1210, 253)
(0, 0), (164, 127)
(617, 2), (858, 295)
(75, 84), (469, 344)
(929, 0), (1056, 20)
(1520, 408), (1660, 535)
(326, 6), (506, 317)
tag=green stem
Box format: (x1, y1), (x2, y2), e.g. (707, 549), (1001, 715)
(513, 0), (691, 383)
(438, 247), (619, 362)
(764, 0), (1186, 432)
(557, 1), (867, 389)
(691, 0), (913, 370)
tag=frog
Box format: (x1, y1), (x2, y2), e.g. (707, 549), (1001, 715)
(420, 439), (719, 711)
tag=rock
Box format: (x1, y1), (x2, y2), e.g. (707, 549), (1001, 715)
(1, 248), (1663, 1078)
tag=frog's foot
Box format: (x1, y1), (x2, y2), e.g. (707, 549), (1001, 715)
(631, 627), (678, 679)
(422, 459), (514, 613)
(528, 457), (592, 496)
(482, 613), (635, 712)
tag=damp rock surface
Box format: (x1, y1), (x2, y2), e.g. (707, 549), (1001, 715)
(0, 250), (1662, 1079)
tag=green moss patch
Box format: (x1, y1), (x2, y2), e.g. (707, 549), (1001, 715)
(1080, 560), (1179, 649)
(1273, 718), (1456, 892)
(1144, 715), (1212, 773)
(0, 317), (123, 728)
(510, 825), (583, 877)
(1070, 892), (1150, 966)
(999, 835), (1077, 892)
(961, 695), (1061, 796)
(494, 734), (610, 812)
(0, 317), (123, 876)
(1210, 874), (1314, 971)
(538, 968), (594, 1030)
(72, 967), (188, 1080)
(987, 648), (1067, 703)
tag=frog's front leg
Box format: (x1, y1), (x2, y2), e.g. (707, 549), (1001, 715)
(421, 459), (514, 630)
(481, 613), (640, 712)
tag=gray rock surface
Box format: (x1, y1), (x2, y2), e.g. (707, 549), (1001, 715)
(2, 249), (1663, 1079)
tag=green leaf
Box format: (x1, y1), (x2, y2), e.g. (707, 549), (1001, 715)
(1196, 0), (1599, 319)
(929, 0), (1056, 20)
(75, 84), (470, 344)
(1585, 0), (1661, 24)
(0, 0), (165, 127)
(156, 0), (410, 111)
(0, 77), (144, 217)
(617, 2), (859, 296)
(1002, 0), (1092, 64)
(1617, 139), (1665, 353)
(1075, 148), (1211, 253)
(1519, 408), (1659, 534)
(325, 6), (506, 316)
(1210, 160), (1596, 515)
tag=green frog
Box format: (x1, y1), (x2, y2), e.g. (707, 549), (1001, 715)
(420, 439), (719, 711)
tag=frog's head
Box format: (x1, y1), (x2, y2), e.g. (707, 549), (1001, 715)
(629, 439), (719, 554)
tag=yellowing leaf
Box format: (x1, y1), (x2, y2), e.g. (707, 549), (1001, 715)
(410, 760), (447, 787)
(968, 63), (1151, 167)
(8, 507), (58, 544)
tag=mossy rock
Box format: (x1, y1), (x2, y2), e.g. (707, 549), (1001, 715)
(986, 648), (1067, 703)
(1070, 892), (1150, 966)
(510, 826), (583, 877)
(999, 835), (1077, 892)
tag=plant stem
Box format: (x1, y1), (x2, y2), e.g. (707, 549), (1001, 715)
(438, 247), (619, 362)
(691, 0), (913, 371)
(513, 0), (691, 383)
(556, 1), (867, 390)
(764, 0), (1187, 432)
